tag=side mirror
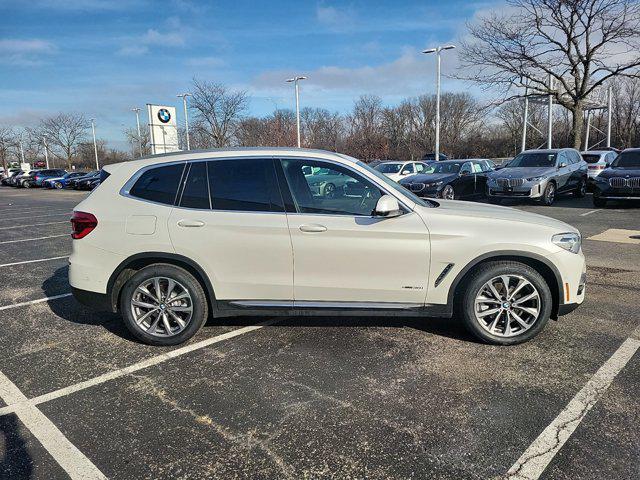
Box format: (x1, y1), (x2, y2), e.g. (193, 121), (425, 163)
(460, 170), (469, 176)
(374, 195), (402, 218)
(558, 162), (567, 168)
(401, 170), (410, 175)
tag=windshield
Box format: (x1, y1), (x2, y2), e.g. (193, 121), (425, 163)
(374, 163), (403, 174)
(430, 162), (462, 174)
(612, 151), (640, 168)
(357, 161), (430, 207)
(508, 152), (556, 168)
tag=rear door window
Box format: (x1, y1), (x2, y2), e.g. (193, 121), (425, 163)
(179, 162), (210, 209)
(208, 158), (283, 212)
(129, 163), (185, 205)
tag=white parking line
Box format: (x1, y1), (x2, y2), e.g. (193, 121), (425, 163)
(0, 234), (68, 245)
(0, 371), (107, 479)
(0, 255), (68, 268)
(0, 319), (278, 417)
(0, 220), (68, 230)
(0, 211), (71, 221)
(0, 293), (73, 311)
(580, 209), (600, 217)
(506, 324), (640, 480)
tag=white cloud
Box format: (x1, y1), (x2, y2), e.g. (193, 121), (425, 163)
(117, 18), (187, 56)
(0, 38), (56, 66)
(316, 3), (355, 30)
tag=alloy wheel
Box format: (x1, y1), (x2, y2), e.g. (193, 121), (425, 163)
(130, 276), (194, 337)
(474, 274), (541, 337)
(546, 183), (555, 204)
(442, 185), (455, 200)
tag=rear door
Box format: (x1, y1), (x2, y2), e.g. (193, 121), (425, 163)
(167, 158), (294, 303)
(277, 157), (430, 306)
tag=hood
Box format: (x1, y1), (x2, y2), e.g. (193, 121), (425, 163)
(489, 167), (555, 179)
(599, 167), (640, 178)
(400, 172), (456, 184)
(418, 200), (577, 232)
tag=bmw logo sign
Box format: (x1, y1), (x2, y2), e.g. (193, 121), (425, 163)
(157, 108), (171, 123)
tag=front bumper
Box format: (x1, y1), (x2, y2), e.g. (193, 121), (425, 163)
(550, 249), (587, 317)
(593, 183), (640, 200)
(487, 180), (546, 198)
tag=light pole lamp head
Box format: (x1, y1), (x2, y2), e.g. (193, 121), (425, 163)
(422, 45), (456, 54)
(286, 76), (307, 83)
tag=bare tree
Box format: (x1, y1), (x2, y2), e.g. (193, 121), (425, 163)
(458, 0), (640, 149)
(345, 95), (388, 161)
(123, 125), (151, 157)
(190, 79), (249, 147)
(39, 113), (89, 169)
(300, 107), (343, 151)
(0, 127), (16, 175)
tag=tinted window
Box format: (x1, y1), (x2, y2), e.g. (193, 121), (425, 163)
(375, 163), (403, 174)
(208, 158), (282, 212)
(581, 154), (601, 164)
(179, 162), (210, 209)
(281, 159), (384, 216)
(415, 163), (427, 173)
(612, 151), (640, 168)
(401, 163), (414, 174)
(129, 163), (185, 205)
(99, 169), (111, 183)
(432, 162), (463, 174)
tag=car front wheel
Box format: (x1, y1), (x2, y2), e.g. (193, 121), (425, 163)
(457, 261), (552, 345)
(540, 182), (556, 206)
(441, 184), (456, 200)
(120, 264), (208, 346)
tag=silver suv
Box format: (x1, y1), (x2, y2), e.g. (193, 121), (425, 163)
(487, 149), (588, 205)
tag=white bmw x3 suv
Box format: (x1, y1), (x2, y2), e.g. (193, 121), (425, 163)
(70, 148), (586, 346)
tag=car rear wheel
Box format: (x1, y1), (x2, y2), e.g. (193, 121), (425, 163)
(120, 264), (208, 346)
(441, 184), (456, 200)
(457, 261), (552, 345)
(540, 182), (556, 206)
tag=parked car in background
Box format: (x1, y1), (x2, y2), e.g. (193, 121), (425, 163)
(374, 161), (430, 182)
(399, 159), (495, 200)
(487, 149), (587, 205)
(1, 168), (20, 183)
(31, 169), (67, 187)
(15, 170), (39, 188)
(68, 171), (99, 189)
(75, 171), (101, 190)
(581, 150), (618, 187)
(70, 148), (585, 347)
(592, 148), (640, 207)
(3, 169), (24, 186)
(44, 171), (88, 189)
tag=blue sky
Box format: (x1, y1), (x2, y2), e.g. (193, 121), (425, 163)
(0, 0), (496, 148)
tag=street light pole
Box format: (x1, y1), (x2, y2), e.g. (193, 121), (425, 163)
(43, 136), (50, 168)
(131, 108), (143, 157)
(521, 82), (529, 152)
(547, 74), (554, 149)
(90, 118), (99, 170)
(422, 45), (455, 161)
(286, 76), (307, 148)
(606, 86), (612, 148)
(584, 110), (592, 151)
(177, 93), (192, 150)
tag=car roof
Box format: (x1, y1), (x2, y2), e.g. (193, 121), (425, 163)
(523, 148), (575, 153)
(621, 147), (640, 153)
(580, 150), (610, 154)
(103, 147), (360, 173)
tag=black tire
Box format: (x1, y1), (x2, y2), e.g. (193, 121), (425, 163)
(575, 178), (586, 198)
(488, 197), (502, 205)
(441, 184), (456, 200)
(540, 182), (556, 206)
(456, 260), (553, 345)
(593, 194), (607, 208)
(120, 263), (209, 346)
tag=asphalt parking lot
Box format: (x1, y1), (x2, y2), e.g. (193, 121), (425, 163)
(0, 187), (638, 480)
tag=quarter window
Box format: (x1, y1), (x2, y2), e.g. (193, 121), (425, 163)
(180, 162), (210, 209)
(208, 158), (283, 212)
(129, 163), (185, 205)
(280, 159), (384, 216)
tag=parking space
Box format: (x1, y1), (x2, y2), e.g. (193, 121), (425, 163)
(0, 187), (638, 479)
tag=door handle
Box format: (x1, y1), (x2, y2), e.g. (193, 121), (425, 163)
(177, 219), (205, 228)
(299, 224), (327, 233)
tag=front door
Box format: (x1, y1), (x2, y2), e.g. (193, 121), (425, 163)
(167, 158), (294, 303)
(277, 158), (431, 305)
(555, 152), (573, 192)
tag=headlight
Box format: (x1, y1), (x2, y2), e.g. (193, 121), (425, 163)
(552, 232), (581, 254)
(426, 181), (443, 188)
(527, 176), (544, 182)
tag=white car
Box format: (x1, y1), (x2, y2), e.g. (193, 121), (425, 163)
(374, 161), (430, 182)
(70, 148), (586, 346)
(581, 150), (618, 181)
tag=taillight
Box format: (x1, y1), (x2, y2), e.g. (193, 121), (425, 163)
(71, 211), (98, 239)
